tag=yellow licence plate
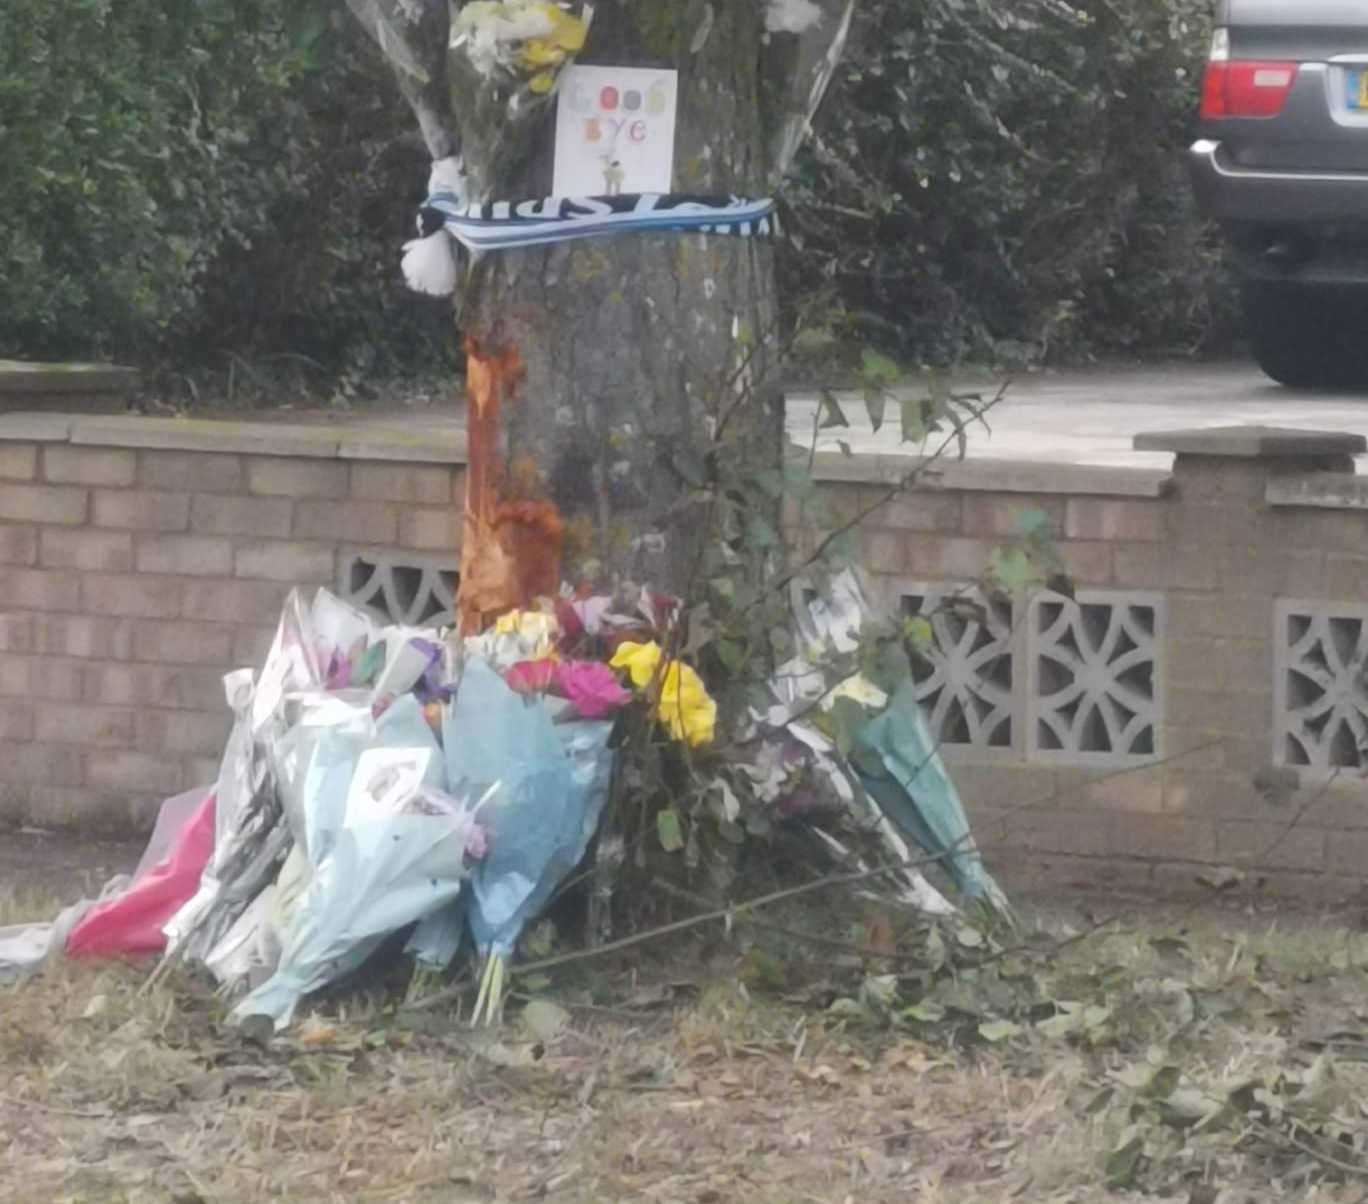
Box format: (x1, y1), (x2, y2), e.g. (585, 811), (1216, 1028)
(1351, 67), (1368, 110)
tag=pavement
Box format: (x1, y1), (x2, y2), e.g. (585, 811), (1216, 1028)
(786, 361), (1368, 471)
(88, 359), (1368, 473)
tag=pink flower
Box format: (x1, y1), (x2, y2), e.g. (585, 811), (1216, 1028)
(504, 659), (557, 695)
(554, 660), (631, 719)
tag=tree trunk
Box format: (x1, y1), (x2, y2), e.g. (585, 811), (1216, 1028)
(343, 0), (855, 929)
(456, 3), (781, 594)
(345, 0), (857, 591)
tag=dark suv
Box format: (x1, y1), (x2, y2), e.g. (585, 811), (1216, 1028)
(1189, 0), (1368, 388)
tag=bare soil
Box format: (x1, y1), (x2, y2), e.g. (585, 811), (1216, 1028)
(0, 829), (144, 910)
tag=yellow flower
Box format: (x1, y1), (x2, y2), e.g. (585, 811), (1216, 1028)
(541, 5), (588, 51)
(521, 39), (564, 67)
(610, 642), (716, 747)
(609, 640), (661, 688)
(516, 6), (587, 73)
(659, 661), (717, 747)
(493, 609), (559, 658)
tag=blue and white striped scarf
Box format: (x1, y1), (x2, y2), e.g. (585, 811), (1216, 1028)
(424, 192), (778, 251)
(403, 182), (777, 295)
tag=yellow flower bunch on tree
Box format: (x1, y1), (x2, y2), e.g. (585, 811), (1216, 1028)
(519, 3), (589, 92)
(453, 2), (589, 94)
(610, 642), (716, 748)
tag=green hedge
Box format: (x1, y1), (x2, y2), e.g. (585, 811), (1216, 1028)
(0, 0), (1232, 385)
(0, 0), (451, 388)
(784, 0), (1237, 366)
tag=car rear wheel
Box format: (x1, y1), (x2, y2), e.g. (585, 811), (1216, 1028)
(1244, 281), (1368, 390)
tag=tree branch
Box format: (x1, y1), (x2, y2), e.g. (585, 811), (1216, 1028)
(343, 0), (459, 161)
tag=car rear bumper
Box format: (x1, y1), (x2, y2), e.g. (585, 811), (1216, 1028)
(1188, 138), (1368, 223)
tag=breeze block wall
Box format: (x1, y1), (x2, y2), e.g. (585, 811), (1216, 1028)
(805, 427), (1368, 899)
(0, 414), (463, 832)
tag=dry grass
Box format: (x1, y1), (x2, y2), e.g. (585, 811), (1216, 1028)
(0, 884), (68, 927)
(4, 905), (1368, 1203)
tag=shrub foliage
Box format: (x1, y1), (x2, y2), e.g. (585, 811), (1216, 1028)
(0, 0), (451, 386)
(783, 0), (1236, 366)
(0, 0), (1232, 383)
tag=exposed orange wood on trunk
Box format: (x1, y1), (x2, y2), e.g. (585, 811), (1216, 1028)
(457, 336), (564, 635)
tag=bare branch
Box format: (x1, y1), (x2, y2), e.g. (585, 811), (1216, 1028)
(343, 0), (460, 160)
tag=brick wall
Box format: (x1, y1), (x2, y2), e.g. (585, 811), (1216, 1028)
(826, 487), (1168, 592)
(6, 413), (1368, 900)
(0, 417), (462, 832)
(805, 431), (1368, 899)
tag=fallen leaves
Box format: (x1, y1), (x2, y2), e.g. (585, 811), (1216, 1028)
(6, 911), (1368, 1201)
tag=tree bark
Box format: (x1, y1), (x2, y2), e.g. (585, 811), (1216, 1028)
(455, 2), (780, 594)
(345, 0), (856, 927)
(344, 0), (857, 594)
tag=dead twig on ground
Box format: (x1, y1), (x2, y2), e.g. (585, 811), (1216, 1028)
(0, 1092), (111, 1120)
(404, 857), (937, 1012)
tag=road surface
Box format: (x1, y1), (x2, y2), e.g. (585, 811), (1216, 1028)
(786, 361), (1368, 471)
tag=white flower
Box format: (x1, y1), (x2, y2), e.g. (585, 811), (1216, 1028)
(821, 674), (888, 712)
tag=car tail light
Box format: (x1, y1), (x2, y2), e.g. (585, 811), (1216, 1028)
(1200, 27), (1298, 118)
